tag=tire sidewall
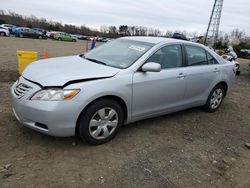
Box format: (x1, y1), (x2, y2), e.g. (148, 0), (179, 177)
(78, 99), (124, 145)
(205, 84), (225, 112)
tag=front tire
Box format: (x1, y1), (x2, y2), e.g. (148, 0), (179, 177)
(78, 99), (124, 145)
(204, 84), (225, 112)
(0, 32), (5, 36)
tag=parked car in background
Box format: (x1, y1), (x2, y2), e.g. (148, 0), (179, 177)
(11, 37), (235, 145)
(70, 34), (87, 40)
(70, 34), (78, 38)
(0, 24), (16, 34)
(0, 26), (10, 36)
(102, 38), (113, 42)
(101, 38), (108, 42)
(96, 37), (104, 42)
(46, 31), (61, 38)
(75, 35), (87, 40)
(0, 24), (16, 29)
(54, 32), (77, 42)
(86, 36), (94, 41)
(172, 33), (188, 41)
(97, 37), (113, 42)
(14, 27), (47, 39)
(33, 28), (47, 35)
(240, 49), (250, 59)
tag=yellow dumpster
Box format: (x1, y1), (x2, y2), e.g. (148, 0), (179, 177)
(17, 50), (38, 74)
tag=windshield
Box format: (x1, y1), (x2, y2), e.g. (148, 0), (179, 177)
(83, 39), (153, 69)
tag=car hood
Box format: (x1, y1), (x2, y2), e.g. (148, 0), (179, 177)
(22, 55), (120, 87)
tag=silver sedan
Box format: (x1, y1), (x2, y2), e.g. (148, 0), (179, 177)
(11, 37), (235, 144)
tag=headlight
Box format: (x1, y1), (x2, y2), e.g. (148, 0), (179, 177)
(31, 89), (80, 101)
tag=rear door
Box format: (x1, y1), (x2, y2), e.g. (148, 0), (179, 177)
(183, 45), (220, 104)
(132, 44), (187, 119)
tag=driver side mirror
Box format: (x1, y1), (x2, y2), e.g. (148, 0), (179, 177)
(141, 62), (161, 72)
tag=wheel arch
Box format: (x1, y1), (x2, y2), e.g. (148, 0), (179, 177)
(75, 95), (128, 136)
(216, 81), (228, 96)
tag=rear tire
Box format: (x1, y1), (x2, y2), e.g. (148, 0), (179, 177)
(58, 37), (62, 41)
(72, 39), (77, 42)
(203, 84), (225, 112)
(19, 33), (23, 38)
(38, 35), (42, 39)
(78, 99), (124, 145)
(0, 32), (5, 36)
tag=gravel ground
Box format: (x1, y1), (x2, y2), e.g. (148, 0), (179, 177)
(0, 37), (250, 188)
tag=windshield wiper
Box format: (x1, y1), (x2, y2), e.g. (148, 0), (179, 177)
(84, 57), (107, 66)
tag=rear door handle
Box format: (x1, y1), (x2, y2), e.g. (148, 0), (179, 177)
(177, 73), (185, 79)
(213, 68), (220, 73)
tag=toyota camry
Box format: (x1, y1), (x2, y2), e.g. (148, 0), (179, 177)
(11, 37), (235, 144)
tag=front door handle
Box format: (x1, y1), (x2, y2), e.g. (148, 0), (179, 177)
(177, 73), (185, 79)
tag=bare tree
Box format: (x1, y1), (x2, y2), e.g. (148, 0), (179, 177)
(230, 29), (245, 39)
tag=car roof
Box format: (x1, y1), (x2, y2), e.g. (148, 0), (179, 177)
(120, 36), (204, 47)
(18, 27), (30, 29)
(1, 24), (15, 27)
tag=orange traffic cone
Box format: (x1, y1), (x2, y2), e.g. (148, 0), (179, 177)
(43, 52), (49, 59)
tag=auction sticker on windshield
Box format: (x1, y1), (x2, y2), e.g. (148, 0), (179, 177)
(129, 45), (146, 52)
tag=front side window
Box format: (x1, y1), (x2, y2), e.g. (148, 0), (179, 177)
(185, 46), (207, 66)
(146, 44), (182, 69)
(83, 39), (153, 69)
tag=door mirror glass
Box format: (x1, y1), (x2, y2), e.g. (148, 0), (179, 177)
(142, 62), (161, 72)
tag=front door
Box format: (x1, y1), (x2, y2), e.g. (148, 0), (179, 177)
(132, 44), (187, 119)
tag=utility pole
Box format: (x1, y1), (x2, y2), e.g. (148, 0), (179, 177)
(204, 0), (224, 47)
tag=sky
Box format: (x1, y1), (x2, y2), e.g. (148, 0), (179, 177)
(1, 0), (250, 35)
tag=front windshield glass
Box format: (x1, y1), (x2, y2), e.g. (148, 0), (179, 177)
(83, 39), (154, 69)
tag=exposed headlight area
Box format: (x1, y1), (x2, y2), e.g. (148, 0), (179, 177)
(30, 89), (80, 101)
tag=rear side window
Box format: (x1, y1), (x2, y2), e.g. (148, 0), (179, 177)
(185, 46), (207, 66)
(147, 44), (182, 69)
(207, 52), (219, 64)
